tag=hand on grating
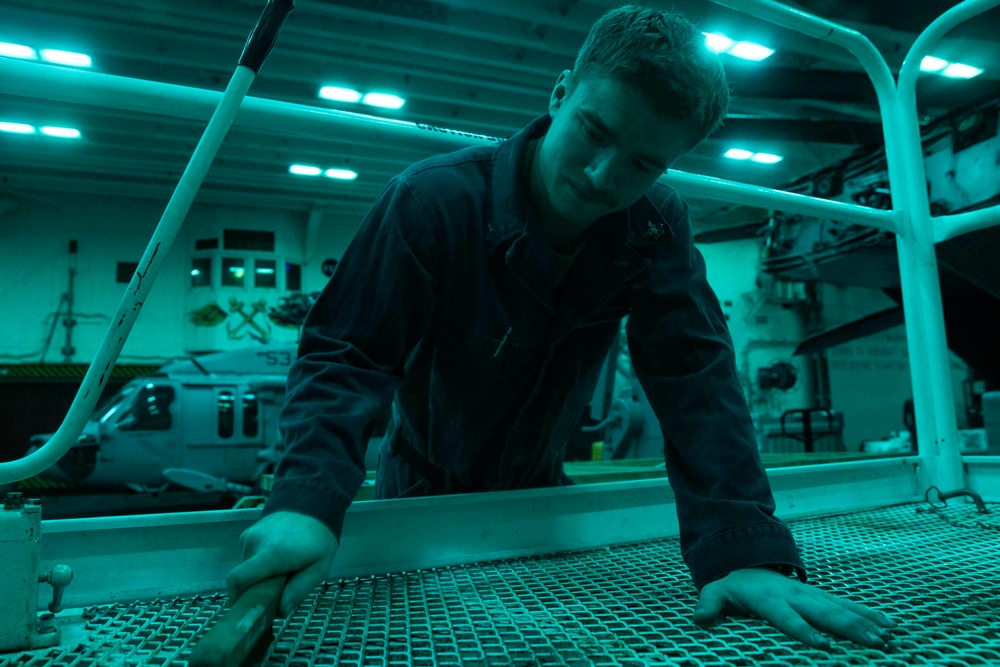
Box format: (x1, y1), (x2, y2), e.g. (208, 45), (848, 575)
(227, 510), (340, 618)
(692, 566), (898, 652)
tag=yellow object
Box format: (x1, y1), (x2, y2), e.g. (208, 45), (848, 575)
(258, 474), (274, 493)
(591, 441), (604, 461)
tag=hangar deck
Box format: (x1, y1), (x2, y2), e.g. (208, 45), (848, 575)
(9, 501), (999, 667)
(3, 1), (1000, 666)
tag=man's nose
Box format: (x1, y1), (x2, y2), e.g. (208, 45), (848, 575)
(583, 149), (619, 191)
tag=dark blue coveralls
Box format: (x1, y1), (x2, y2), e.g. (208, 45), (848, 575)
(263, 116), (806, 589)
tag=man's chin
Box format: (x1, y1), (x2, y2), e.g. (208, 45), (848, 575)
(554, 195), (600, 223)
(564, 203), (606, 226)
(554, 207), (595, 228)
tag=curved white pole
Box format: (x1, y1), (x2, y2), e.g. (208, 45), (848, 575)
(0, 67), (256, 484)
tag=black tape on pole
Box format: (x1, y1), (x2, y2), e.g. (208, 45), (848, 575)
(239, 0), (295, 74)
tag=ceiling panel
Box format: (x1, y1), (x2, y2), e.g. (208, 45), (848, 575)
(1, 0), (998, 231)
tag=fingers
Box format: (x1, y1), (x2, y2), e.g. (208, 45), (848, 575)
(227, 530), (298, 601)
(692, 583), (727, 625)
(226, 552), (288, 602)
(818, 587), (897, 629)
(751, 598), (836, 651)
(703, 569), (898, 652)
(791, 589), (895, 651)
(278, 555), (333, 617)
(227, 512), (339, 616)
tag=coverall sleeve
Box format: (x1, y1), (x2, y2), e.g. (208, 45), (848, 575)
(626, 191), (806, 589)
(262, 176), (439, 541)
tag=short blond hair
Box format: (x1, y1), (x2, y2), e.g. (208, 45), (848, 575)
(570, 5), (730, 144)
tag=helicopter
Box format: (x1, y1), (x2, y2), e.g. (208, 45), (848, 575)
(25, 345), (297, 494)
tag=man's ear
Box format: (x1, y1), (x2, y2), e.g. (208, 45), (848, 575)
(548, 69), (573, 116)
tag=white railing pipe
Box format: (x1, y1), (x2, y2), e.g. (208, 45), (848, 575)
(0, 57), (898, 231)
(0, 66), (257, 484)
(891, 0), (1000, 487)
(935, 207), (1000, 244)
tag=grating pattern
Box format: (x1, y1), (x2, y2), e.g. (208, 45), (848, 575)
(5, 502), (1000, 667)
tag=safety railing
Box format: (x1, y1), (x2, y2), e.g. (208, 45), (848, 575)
(1, 0), (998, 492)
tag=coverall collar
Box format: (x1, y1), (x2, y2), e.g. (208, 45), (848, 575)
(486, 114), (676, 313)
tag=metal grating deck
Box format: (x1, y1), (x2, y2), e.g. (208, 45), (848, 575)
(5, 502), (1000, 667)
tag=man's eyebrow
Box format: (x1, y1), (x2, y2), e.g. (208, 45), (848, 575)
(579, 109), (668, 170)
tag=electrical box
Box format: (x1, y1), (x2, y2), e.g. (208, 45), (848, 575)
(0, 495), (41, 652)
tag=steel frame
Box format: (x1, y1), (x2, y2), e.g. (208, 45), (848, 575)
(45, 454), (1000, 609)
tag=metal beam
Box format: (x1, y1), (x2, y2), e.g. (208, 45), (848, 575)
(38, 458), (923, 610)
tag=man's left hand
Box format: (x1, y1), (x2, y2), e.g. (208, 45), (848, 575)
(693, 567), (897, 650)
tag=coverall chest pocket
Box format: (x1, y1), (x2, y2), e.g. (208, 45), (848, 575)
(469, 329), (530, 388)
(434, 328), (526, 408)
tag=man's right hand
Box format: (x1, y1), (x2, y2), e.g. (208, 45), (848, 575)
(226, 511), (339, 618)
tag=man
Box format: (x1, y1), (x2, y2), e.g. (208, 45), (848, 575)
(228, 5), (897, 652)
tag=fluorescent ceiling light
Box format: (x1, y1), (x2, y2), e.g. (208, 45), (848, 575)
(700, 33), (774, 61)
(256, 267), (275, 274)
(725, 148), (783, 163)
(40, 49), (92, 67)
(724, 148), (754, 160)
(0, 122), (35, 134)
(920, 56), (948, 72)
(703, 32), (734, 54)
(291, 165), (359, 180)
(0, 42), (36, 59)
(325, 168), (358, 180)
(942, 63), (983, 79)
(40, 126), (81, 139)
(362, 92), (405, 109)
(918, 57), (984, 79)
(727, 41), (774, 61)
(319, 86), (363, 103)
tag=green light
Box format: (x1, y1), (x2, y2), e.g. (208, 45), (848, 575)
(362, 92), (405, 109)
(703, 33), (734, 54)
(319, 86), (363, 103)
(39, 49), (92, 67)
(920, 56), (948, 72)
(40, 126), (81, 139)
(325, 168), (358, 180)
(942, 63), (983, 79)
(0, 42), (36, 59)
(0, 122), (35, 134)
(727, 41), (774, 61)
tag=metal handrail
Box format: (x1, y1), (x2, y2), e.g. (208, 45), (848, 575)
(2, 0), (999, 489)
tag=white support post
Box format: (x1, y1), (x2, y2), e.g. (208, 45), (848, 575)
(891, 0), (1000, 490)
(712, 0), (1000, 494)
